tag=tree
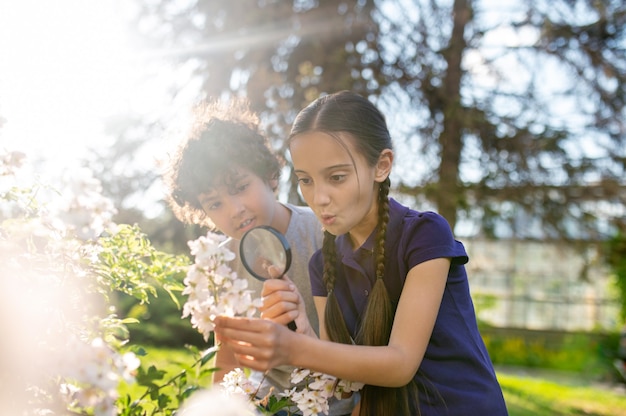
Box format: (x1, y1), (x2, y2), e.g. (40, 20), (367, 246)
(130, 0), (382, 204)
(377, 0), (625, 239)
(124, 0), (625, 241)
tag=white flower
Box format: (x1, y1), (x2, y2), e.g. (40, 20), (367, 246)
(290, 368), (311, 384)
(178, 388), (259, 416)
(56, 336), (139, 415)
(221, 368), (260, 397)
(282, 367), (364, 415)
(0, 150), (26, 176)
(335, 378), (365, 397)
(182, 231), (260, 341)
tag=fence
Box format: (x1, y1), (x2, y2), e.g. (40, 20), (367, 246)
(463, 238), (620, 331)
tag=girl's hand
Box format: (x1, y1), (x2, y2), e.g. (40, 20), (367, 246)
(213, 316), (293, 371)
(261, 275), (312, 334)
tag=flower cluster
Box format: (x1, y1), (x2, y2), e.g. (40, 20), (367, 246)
(0, 149), (25, 176)
(178, 388), (259, 416)
(0, 152), (138, 416)
(58, 337), (140, 416)
(56, 167), (118, 241)
(284, 369), (364, 416)
(182, 231), (365, 415)
(219, 367), (364, 416)
(182, 232), (262, 341)
(220, 368), (260, 396)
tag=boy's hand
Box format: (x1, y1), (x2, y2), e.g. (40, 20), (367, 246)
(260, 275), (311, 334)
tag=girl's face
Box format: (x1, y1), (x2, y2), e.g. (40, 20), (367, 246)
(290, 131), (391, 247)
(197, 167), (278, 240)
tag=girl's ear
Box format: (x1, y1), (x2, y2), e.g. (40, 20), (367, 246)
(374, 149), (393, 182)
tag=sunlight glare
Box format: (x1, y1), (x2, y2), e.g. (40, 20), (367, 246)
(0, 0), (146, 166)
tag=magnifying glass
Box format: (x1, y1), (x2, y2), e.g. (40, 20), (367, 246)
(239, 225), (296, 331)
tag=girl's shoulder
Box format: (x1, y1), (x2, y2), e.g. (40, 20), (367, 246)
(389, 200), (465, 260)
(390, 199), (453, 236)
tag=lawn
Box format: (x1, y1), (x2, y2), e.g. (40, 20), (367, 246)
(497, 366), (626, 416)
(126, 347), (626, 415)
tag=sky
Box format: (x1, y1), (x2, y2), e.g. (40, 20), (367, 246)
(0, 0), (196, 174)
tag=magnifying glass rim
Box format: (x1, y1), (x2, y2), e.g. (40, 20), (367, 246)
(239, 225), (292, 281)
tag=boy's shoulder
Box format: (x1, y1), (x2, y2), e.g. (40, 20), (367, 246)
(285, 202), (314, 216)
(283, 203), (323, 244)
(284, 203), (317, 226)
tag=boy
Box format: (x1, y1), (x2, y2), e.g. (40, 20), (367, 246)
(164, 98), (355, 415)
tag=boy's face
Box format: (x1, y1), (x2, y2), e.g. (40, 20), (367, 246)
(197, 168), (277, 240)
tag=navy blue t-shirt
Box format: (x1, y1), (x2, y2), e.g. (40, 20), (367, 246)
(309, 198), (508, 415)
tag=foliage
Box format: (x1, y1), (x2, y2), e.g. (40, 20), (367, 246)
(94, 224), (189, 306)
(606, 232), (626, 323)
(0, 150), (360, 415)
(115, 0), (626, 242)
(499, 371), (626, 416)
(116, 288), (208, 348)
(0, 152), (231, 415)
(482, 330), (618, 379)
(117, 345), (218, 416)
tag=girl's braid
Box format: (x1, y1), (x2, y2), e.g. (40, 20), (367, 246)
(356, 177), (393, 347)
(322, 230), (353, 345)
(375, 178), (391, 280)
(357, 178), (409, 416)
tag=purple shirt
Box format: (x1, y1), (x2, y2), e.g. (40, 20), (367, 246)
(309, 198), (508, 415)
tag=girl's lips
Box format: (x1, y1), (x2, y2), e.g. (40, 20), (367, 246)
(320, 215), (335, 226)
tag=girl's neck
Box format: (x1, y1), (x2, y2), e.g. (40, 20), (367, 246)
(348, 200), (379, 249)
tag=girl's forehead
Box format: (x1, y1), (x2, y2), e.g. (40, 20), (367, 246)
(290, 131), (360, 172)
(290, 131), (356, 154)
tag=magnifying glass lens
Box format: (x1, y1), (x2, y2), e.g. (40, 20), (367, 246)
(240, 226), (296, 331)
(240, 226), (292, 281)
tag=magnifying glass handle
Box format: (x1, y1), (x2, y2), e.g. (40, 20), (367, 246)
(287, 321), (297, 331)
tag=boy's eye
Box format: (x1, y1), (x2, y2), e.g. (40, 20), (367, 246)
(206, 201), (221, 211)
(231, 182), (250, 194)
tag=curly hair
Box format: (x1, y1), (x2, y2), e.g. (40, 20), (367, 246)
(163, 98), (282, 228)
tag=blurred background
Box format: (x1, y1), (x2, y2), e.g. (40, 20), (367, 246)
(1, 0), (625, 375)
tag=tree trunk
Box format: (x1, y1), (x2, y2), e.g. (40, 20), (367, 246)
(435, 0), (471, 231)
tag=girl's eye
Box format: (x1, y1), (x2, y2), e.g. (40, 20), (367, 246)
(329, 174), (346, 183)
(297, 177), (311, 185)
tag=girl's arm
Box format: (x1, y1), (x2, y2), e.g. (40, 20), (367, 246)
(211, 339), (241, 384)
(313, 296), (328, 340)
(215, 257), (450, 387)
(260, 276), (317, 337)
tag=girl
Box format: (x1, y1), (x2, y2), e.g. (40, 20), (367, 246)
(215, 91), (508, 415)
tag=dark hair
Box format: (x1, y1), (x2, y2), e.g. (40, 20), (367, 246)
(288, 91), (416, 416)
(164, 98), (282, 228)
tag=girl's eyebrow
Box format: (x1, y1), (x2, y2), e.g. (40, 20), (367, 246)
(294, 163), (353, 175)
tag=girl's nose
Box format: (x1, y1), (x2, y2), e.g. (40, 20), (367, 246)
(312, 185), (330, 206)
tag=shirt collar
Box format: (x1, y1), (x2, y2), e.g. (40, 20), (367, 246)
(335, 198), (408, 256)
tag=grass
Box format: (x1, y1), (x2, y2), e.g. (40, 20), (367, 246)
(118, 346), (216, 413)
(125, 347), (626, 415)
(498, 366), (626, 416)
